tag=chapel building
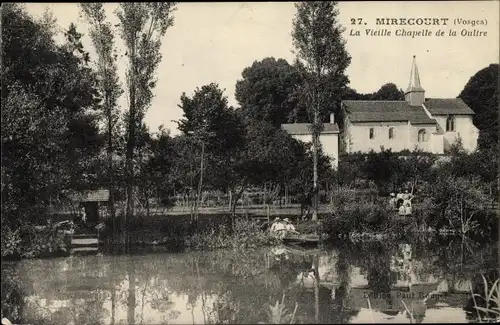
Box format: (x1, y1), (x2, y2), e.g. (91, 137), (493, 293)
(340, 56), (479, 154)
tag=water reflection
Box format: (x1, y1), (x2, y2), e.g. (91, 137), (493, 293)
(1, 237), (498, 324)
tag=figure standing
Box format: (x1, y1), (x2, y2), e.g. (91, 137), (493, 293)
(389, 193), (397, 210)
(80, 206), (87, 224)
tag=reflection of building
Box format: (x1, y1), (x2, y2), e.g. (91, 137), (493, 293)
(341, 56), (479, 154)
(324, 282), (469, 324)
(314, 244), (474, 324)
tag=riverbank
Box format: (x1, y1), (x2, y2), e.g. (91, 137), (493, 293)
(4, 200), (497, 260)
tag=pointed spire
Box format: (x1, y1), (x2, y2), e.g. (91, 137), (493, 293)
(407, 55), (424, 92)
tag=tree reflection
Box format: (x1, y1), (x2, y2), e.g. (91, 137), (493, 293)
(1, 267), (25, 324)
(3, 237), (498, 324)
(127, 257), (136, 325)
(365, 243), (396, 296)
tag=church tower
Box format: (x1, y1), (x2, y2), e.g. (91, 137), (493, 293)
(404, 55), (425, 106)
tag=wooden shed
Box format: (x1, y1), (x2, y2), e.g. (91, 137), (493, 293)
(69, 189), (109, 224)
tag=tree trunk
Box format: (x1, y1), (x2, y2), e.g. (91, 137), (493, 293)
(231, 187), (245, 223)
(107, 108), (116, 234)
(279, 186), (282, 208)
(312, 111), (319, 221)
(231, 193), (238, 218)
(111, 255), (116, 325)
(195, 141), (205, 227)
(313, 254), (320, 323)
(127, 258), (136, 325)
(125, 39), (137, 232)
(102, 75), (116, 233)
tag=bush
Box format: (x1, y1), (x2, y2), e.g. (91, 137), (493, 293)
(2, 223), (68, 259)
(424, 176), (497, 235)
(324, 196), (393, 236)
(1, 226), (22, 258)
(185, 218), (276, 250)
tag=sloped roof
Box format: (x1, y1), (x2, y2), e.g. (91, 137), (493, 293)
(281, 123), (340, 135)
(342, 101), (436, 125)
(406, 55), (425, 93)
(424, 98), (475, 115)
(69, 189), (109, 202)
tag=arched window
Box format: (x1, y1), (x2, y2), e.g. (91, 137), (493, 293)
(418, 129), (428, 142)
(446, 115), (455, 132)
(389, 127), (394, 139)
(369, 128), (374, 139)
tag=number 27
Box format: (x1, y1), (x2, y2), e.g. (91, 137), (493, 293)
(351, 18), (363, 25)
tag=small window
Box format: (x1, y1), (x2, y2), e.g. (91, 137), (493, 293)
(389, 128), (394, 139)
(369, 128), (374, 139)
(418, 129), (428, 142)
(446, 115), (455, 132)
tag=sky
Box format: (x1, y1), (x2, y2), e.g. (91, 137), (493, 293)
(25, 1), (499, 135)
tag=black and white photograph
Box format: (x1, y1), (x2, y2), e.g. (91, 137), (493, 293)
(1, 1), (499, 324)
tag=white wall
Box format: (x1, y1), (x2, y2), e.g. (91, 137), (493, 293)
(410, 124), (438, 152)
(433, 115), (478, 152)
(291, 133), (339, 169)
(430, 133), (444, 154)
(321, 133), (339, 169)
(346, 121), (410, 153)
(345, 121), (443, 154)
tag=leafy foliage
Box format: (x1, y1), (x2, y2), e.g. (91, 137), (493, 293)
(458, 64), (499, 150)
(423, 176), (496, 234)
(116, 2), (177, 224)
(235, 57), (303, 126)
(80, 3), (123, 223)
(185, 219), (276, 250)
(175, 83), (326, 215)
(177, 83), (244, 154)
(292, 1), (351, 220)
(2, 4), (102, 230)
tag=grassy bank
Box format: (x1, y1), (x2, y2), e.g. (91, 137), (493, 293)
(1, 223), (68, 260)
(100, 213), (281, 250)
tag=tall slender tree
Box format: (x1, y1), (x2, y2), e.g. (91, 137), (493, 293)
(116, 3), (177, 229)
(291, 1), (351, 220)
(80, 3), (122, 232)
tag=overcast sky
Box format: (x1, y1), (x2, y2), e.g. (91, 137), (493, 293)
(25, 1), (499, 135)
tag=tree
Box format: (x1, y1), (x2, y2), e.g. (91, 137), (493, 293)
(2, 4), (102, 228)
(80, 3), (123, 230)
(372, 83), (404, 100)
(291, 1), (351, 220)
(135, 126), (178, 217)
(342, 87), (372, 101)
(235, 57), (303, 127)
(177, 83), (244, 154)
(361, 149), (401, 194)
(116, 2), (177, 229)
(427, 176), (495, 235)
(343, 83), (404, 101)
(287, 142), (335, 215)
(226, 120), (307, 216)
(458, 64), (499, 150)
(177, 83), (245, 220)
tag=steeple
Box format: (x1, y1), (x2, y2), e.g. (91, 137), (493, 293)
(404, 55), (425, 106)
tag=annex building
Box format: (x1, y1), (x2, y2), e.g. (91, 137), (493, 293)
(281, 113), (340, 169)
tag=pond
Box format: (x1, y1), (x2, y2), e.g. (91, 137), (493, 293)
(2, 237), (499, 324)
